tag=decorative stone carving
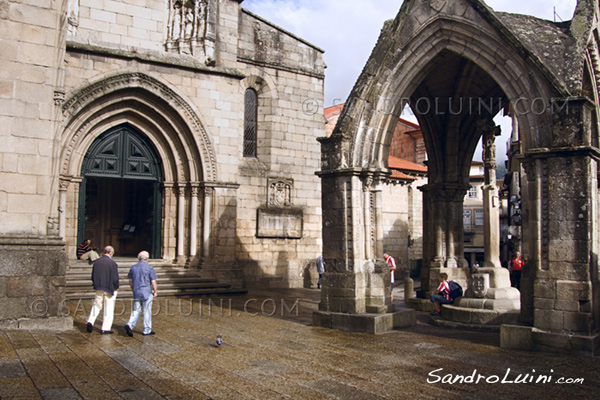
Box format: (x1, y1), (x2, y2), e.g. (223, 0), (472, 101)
(166, 0), (214, 64)
(67, 0), (79, 35)
(470, 273), (489, 298)
(268, 178), (292, 207)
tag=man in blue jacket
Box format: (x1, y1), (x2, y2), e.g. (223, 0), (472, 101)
(124, 250), (158, 336)
(87, 246), (119, 334)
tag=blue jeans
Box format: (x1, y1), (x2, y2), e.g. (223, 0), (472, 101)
(127, 297), (153, 334)
(430, 294), (452, 305)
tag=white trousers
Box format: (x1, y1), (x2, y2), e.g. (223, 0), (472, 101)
(80, 251), (100, 263)
(87, 290), (118, 331)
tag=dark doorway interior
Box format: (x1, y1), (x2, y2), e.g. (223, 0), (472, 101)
(78, 124), (163, 258)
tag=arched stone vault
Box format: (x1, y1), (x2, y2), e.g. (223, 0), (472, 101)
(317, 0), (600, 354)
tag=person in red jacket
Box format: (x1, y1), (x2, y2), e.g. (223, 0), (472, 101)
(510, 251), (524, 290)
(384, 250), (396, 301)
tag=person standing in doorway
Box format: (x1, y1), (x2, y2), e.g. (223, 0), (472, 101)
(316, 255), (325, 289)
(87, 246), (119, 334)
(384, 250), (396, 301)
(125, 251), (158, 336)
(510, 251), (524, 290)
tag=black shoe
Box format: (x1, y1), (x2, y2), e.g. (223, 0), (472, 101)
(100, 330), (114, 335)
(86, 322), (93, 333)
(125, 325), (133, 337)
(143, 331), (155, 336)
(430, 311), (440, 316)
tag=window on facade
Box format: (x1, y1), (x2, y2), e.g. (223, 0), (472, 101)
(243, 88), (258, 158)
(463, 209), (472, 229)
(468, 186), (478, 198)
(474, 209), (484, 226)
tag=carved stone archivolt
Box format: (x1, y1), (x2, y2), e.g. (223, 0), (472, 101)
(61, 72), (218, 183)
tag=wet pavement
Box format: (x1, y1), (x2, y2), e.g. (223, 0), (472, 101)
(1, 287), (599, 399)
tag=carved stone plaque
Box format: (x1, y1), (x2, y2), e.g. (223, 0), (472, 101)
(257, 207), (303, 239)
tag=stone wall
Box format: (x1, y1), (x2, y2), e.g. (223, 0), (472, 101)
(382, 179), (425, 280)
(0, 236), (71, 329)
(0, 1), (64, 236)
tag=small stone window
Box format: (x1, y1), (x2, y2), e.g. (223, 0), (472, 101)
(243, 88), (258, 158)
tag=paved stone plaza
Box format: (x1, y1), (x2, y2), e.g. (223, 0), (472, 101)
(0, 288), (598, 400)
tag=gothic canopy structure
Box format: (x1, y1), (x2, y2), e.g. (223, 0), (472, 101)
(317, 0), (600, 354)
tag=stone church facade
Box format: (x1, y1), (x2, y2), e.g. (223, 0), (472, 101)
(0, 0), (324, 326)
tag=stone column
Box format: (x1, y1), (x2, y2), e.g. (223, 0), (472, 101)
(314, 134), (415, 333)
(189, 184), (199, 258)
(58, 178), (69, 239)
(479, 119), (502, 269)
(202, 186), (213, 258)
(176, 184), (186, 263)
(362, 176), (373, 260)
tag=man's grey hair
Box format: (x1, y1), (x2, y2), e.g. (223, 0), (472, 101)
(104, 246), (114, 255)
(138, 251), (150, 260)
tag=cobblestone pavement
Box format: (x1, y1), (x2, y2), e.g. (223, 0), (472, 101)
(1, 288), (599, 399)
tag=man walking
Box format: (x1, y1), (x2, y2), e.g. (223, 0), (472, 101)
(87, 246), (119, 334)
(316, 255), (325, 289)
(125, 251), (157, 336)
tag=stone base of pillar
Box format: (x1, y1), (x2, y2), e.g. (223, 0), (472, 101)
(501, 325), (600, 356)
(439, 266), (521, 328)
(312, 308), (416, 334)
(436, 305), (520, 329)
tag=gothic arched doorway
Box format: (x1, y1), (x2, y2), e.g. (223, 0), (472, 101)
(78, 124), (163, 258)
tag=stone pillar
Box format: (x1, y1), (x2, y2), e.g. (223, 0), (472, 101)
(502, 97), (600, 354)
(441, 121), (520, 326)
(162, 183), (176, 262)
(58, 178), (69, 239)
(176, 184), (186, 263)
(519, 159), (540, 324)
(479, 119), (502, 269)
(202, 187), (213, 259)
(419, 184), (470, 295)
(313, 169), (415, 333)
(189, 184), (199, 257)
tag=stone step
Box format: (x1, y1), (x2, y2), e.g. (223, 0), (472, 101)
(65, 287), (249, 300)
(65, 260), (247, 300)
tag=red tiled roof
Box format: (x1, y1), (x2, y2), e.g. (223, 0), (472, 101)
(398, 118), (420, 130)
(324, 103), (344, 121)
(390, 170), (417, 180)
(388, 156), (427, 173)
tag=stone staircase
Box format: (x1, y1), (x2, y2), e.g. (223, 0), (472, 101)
(66, 259), (247, 300)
